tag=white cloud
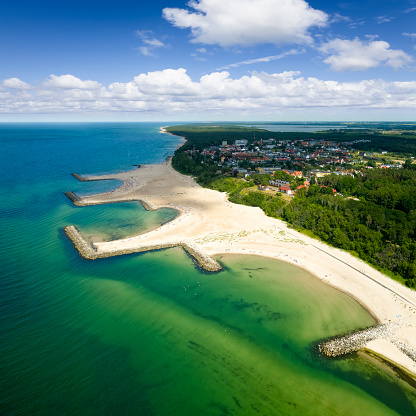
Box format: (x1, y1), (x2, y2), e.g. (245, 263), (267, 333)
(320, 38), (413, 71)
(329, 13), (351, 24)
(347, 20), (365, 29)
(1, 70), (416, 116)
(132, 68), (200, 96)
(43, 74), (102, 89)
(403, 32), (416, 39)
(375, 16), (394, 24)
(2, 78), (32, 90)
(192, 47), (213, 60)
(217, 49), (304, 70)
(138, 46), (154, 56)
(162, 0), (328, 47)
(136, 30), (167, 56)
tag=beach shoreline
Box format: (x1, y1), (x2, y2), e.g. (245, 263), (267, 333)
(160, 126), (186, 149)
(64, 157), (416, 379)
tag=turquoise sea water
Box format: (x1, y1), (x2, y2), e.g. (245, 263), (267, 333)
(1, 123), (416, 415)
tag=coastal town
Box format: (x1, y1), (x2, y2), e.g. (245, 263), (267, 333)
(185, 135), (404, 196)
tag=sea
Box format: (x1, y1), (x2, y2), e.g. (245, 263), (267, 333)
(0, 122), (415, 416)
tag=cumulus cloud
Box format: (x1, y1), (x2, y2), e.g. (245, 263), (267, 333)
(132, 68), (200, 96)
(43, 74), (102, 89)
(2, 78), (32, 90)
(162, 0), (328, 47)
(320, 38), (413, 71)
(1, 70), (416, 116)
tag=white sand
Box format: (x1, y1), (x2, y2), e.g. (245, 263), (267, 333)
(80, 160), (416, 376)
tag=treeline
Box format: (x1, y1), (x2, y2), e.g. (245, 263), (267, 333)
(348, 135), (416, 155)
(204, 176), (285, 217)
(320, 166), (416, 213)
(230, 191), (286, 218)
(167, 124), (277, 152)
(172, 143), (286, 218)
(283, 167), (416, 286)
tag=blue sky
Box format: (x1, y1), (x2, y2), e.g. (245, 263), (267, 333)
(1, 0), (416, 121)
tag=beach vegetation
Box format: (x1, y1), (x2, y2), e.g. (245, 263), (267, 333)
(282, 187), (416, 286)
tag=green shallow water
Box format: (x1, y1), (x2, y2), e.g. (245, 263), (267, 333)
(1, 123), (416, 415)
(3, 246), (416, 415)
(63, 201), (177, 242)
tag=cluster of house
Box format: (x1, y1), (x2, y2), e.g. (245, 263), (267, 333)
(186, 136), (404, 196)
(259, 175), (338, 196)
(199, 137), (355, 171)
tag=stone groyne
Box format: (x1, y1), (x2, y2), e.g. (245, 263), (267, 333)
(319, 321), (416, 363)
(181, 243), (222, 272)
(319, 324), (393, 357)
(63, 226), (222, 272)
(72, 173), (115, 182)
(65, 191), (83, 206)
(72, 173), (89, 182)
(391, 339), (416, 363)
(137, 199), (158, 211)
(64, 191), (158, 211)
(64, 225), (97, 259)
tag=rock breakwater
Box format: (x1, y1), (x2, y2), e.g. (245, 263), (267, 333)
(391, 339), (416, 363)
(319, 320), (416, 363)
(72, 173), (88, 182)
(64, 225), (97, 259)
(64, 225), (222, 272)
(72, 173), (114, 182)
(64, 191), (158, 210)
(320, 324), (393, 357)
(65, 191), (83, 206)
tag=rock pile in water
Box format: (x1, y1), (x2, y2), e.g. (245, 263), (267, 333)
(319, 324), (394, 357)
(319, 320), (416, 363)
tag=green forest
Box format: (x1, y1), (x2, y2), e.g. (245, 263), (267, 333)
(283, 168), (416, 285)
(168, 124), (416, 287)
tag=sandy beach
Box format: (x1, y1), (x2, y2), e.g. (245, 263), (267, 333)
(69, 159), (416, 376)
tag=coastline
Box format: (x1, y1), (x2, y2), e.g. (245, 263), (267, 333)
(64, 157), (416, 379)
(160, 126), (186, 149)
